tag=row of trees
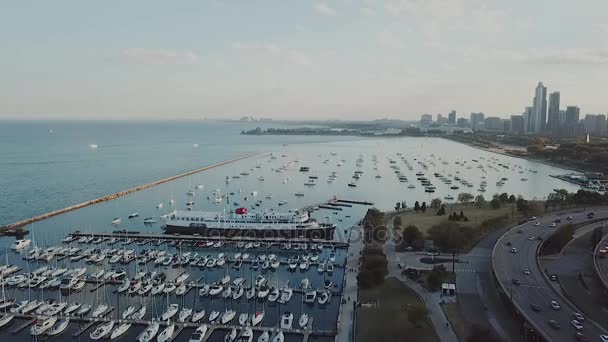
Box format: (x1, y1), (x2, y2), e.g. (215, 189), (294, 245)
(357, 209), (389, 289)
(545, 189), (608, 209)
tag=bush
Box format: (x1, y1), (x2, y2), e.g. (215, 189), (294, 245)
(437, 205), (446, 216)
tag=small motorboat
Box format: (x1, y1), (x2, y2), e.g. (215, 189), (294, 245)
(128, 212), (139, 218)
(280, 312), (293, 329)
(189, 325), (208, 342)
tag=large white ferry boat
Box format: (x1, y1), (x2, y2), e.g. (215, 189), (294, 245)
(163, 208), (335, 239)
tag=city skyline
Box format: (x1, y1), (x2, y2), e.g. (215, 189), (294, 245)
(1, 1), (608, 121)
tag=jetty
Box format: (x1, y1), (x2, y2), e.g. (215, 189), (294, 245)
(0, 153), (263, 233)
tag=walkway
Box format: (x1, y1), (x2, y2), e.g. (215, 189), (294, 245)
(335, 225), (363, 342)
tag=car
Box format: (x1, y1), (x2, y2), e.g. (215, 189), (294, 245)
(549, 223), (557, 227)
(529, 216), (537, 221)
(506, 241), (512, 246)
(523, 268), (530, 275)
(530, 303), (541, 312)
(554, 218), (561, 223)
(573, 312), (584, 321)
(599, 334), (608, 342)
(550, 274), (558, 281)
(512, 278), (520, 285)
(575, 332), (589, 342)
(517, 229), (523, 234)
(534, 222), (540, 226)
(551, 300), (561, 310)
(571, 320), (583, 330)
(587, 212), (595, 218)
(528, 236), (535, 241)
(567, 216), (573, 220)
(511, 247), (517, 253)
(548, 319), (560, 329)
(427, 252), (439, 257)
(537, 236), (543, 240)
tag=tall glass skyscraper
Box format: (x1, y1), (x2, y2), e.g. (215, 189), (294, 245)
(531, 82), (547, 134)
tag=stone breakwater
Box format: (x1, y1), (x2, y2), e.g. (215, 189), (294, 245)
(0, 152), (263, 232)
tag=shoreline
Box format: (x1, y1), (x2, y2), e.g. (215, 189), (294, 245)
(0, 152), (264, 232)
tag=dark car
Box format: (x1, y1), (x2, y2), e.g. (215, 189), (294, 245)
(530, 304), (541, 312)
(587, 212), (595, 218)
(512, 278), (520, 285)
(554, 218), (561, 223)
(506, 241), (512, 246)
(575, 332), (589, 342)
(548, 320), (560, 329)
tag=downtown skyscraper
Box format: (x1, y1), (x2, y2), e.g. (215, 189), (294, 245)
(547, 91), (560, 132)
(530, 82), (547, 134)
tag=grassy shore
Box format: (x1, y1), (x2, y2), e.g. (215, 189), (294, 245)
(356, 277), (439, 342)
(392, 203), (518, 235)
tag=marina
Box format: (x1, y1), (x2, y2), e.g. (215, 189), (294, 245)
(0, 134), (588, 342)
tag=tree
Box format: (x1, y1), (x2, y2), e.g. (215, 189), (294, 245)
(499, 192), (509, 202)
(421, 202), (427, 213)
(402, 225), (422, 247)
(459, 210), (465, 219)
(414, 201), (420, 212)
(458, 192), (474, 205)
(474, 195), (486, 208)
(437, 205), (446, 216)
(395, 202), (401, 212)
(407, 303), (428, 327)
(490, 198), (501, 209)
(401, 201), (407, 209)
(430, 198), (442, 209)
(508, 194), (516, 203)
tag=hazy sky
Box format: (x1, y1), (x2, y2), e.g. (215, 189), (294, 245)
(1, 0), (607, 121)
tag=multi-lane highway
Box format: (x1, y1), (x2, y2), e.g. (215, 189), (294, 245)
(492, 209), (608, 342)
(593, 232), (608, 291)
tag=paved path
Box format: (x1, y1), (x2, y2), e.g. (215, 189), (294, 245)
(384, 216), (458, 342)
(335, 225), (363, 342)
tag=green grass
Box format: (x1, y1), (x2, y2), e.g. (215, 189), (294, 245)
(441, 302), (467, 341)
(357, 277), (439, 342)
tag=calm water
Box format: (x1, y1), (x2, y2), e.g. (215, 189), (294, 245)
(0, 120), (582, 341)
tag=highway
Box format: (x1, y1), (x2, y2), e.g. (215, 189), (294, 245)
(492, 209), (608, 342)
(593, 232), (608, 291)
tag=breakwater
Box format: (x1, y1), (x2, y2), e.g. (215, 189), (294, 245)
(0, 153), (263, 232)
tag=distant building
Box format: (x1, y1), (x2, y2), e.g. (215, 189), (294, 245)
(457, 117), (469, 128)
(483, 117), (503, 131)
(470, 112), (485, 131)
(436, 114), (447, 125)
(583, 114), (607, 136)
(502, 119), (512, 133)
(523, 106), (533, 133)
(565, 106), (580, 124)
(510, 115), (525, 134)
(420, 114), (433, 124)
(547, 91), (560, 132)
(448, 110), (456, 125)
(531, 82), (547, 134)
(558, 110), (566, 127)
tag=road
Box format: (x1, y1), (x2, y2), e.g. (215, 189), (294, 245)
(593, 230), (608, 291)
(492, 209), (608, 342)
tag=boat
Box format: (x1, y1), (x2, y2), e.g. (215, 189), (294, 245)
(221, 310), (236, 324)
(258, 331), (270, 342)
(64, 302), (82, 315)
(110, 322), (132, 340)
(189, 325), (208, 342)
(161, 304), (179, 321)
(90, 320), (115, 340)
(92, 304), (109, 318)
(272, 331), (285, 342)
(209, 284), (223, 296)
(225, 328), (237, 342)
(11, 239), (31, 250)
(144, 217), (157, 224)
(280, 312), (293, 329)
(347, 182), (356, 187)
(31, 316), (58, 336)
(251, 311), (264, 326)
(192, 309), (206, 323)
(238, 327), (254, 342)
(209, 311), (220, 323)
(318, 290), (329, 304)
(128, 212), (139, 218)
(157, 323), (175, 342)
(111, 217), (122, 225)
(163, 283), (177, 294)
(257, 286), (269, 299)
(179, 307), (192, 322)
(76, 304), (92, 316)
(268, 288), (280, 302)
(47, 318), (69, 336)
(305, 289), (317, 303)
(299, 313), (309, 328)
(122, 306), (137, 319)
(137, 322), (160, 342)
(279, 288), (293, 303)
(0, 314), (14, 328)
(163, 208), (336, 239)
(238, 313), (249, 326)
(175, 284), (187, 296)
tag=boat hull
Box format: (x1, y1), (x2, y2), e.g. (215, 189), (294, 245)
(163, 224), (335, 240)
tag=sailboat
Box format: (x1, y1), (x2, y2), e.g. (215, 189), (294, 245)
(157, 322), (175, 342)
(137, 321), (160, 342)
(90, 320), (115, 340)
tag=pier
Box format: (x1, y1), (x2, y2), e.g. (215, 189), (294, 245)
(0, 153), (263, 232)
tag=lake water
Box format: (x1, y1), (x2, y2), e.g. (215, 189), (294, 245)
(0, 120), (582, 341)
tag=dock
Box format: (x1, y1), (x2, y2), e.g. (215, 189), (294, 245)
(335, 199), (374, 205)
(11, 318), (36, 334)
(72, 306), (115, 337)
(0, 153), (263, 232)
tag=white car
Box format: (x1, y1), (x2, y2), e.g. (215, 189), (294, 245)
(600, 335), (608, 342)
(529, 216), (537, 221)
(511, 248), (517, 254)
(528, 236), (535, 241)
(523, 269), (530, 275)
(570, 319), (583, 330)
(551, 300), (560, 310)
(573, 312), (584, 321)
(549, 223), (557, 227)
(534, 222), (540, 226)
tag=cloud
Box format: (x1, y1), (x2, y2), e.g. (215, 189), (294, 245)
(231, 42), (315, 67)
(464, 47), (608, 65)
(121, 48), (198, 65)
(314, 3), (337, 16)
(377, 30), (404, 49)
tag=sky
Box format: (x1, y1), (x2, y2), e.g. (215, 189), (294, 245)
(1, 0), (607, 121)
